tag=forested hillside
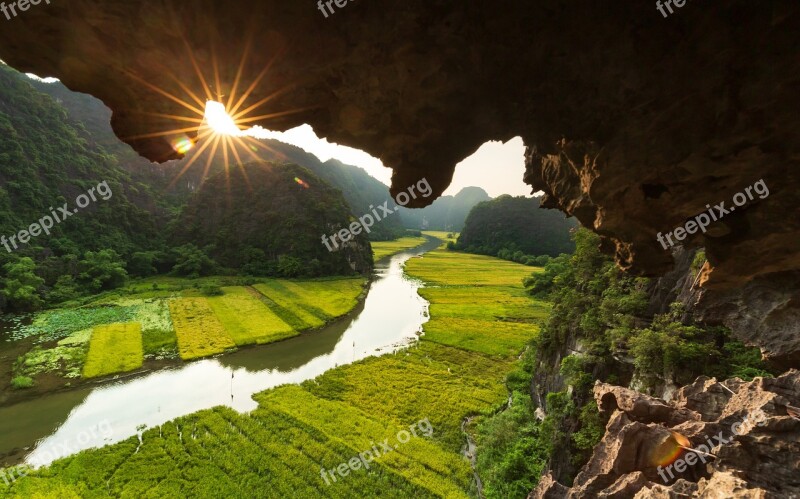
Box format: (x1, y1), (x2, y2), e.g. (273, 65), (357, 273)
(455, 195), (578, 261)
(173, 162), (373, 277)
(0, 66), (172, 312)
(30, 76), (406, 241)
(162, 137), (407, 241)
(0, 66), (378, 314)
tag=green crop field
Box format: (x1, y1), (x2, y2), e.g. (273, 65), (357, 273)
(8, 277), (369, 389)
(422, 231), (459, 246)
(417, 286), (550, 356)
(406, 250), (538, 286)
(207, 287), (296, 345)
(82, 323), (144, 379)
(255, 278), (365, 321)
(169, 298), (237, 360)
(1, 251), (545, 498)
(252, 281), (328, 330)
(372, 237), (427, 261)
(406, 250), (548, 355)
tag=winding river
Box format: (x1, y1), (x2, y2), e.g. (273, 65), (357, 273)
(0, 237), (441, 468)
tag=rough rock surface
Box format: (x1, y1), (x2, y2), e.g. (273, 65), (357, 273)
(0, 2), (799, 360)
(531, 371), (800, 498)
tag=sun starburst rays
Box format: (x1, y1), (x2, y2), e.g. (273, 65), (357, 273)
(124, 35), (307, 191)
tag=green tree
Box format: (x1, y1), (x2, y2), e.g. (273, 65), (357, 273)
(1, 257), (45, 311)
(48, 275), (81, 304)
(172, 244), (216, 278)
(128, 252), (158, 277)
(77, 250), (128, 293)
(277, 255), (303, 277)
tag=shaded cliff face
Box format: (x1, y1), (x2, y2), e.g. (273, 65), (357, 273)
(532, 371), (800, 499)
(1, 1), (798, 359)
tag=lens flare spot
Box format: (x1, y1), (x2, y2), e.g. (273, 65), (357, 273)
(294, 177), (310, 189)
(172, 136), (194, 154)
(651, 431), (691, 467)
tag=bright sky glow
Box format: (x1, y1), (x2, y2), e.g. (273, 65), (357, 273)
(444, 137), (532, 198)
(201, 102), (530, 196)
(26, 73), (59, 83)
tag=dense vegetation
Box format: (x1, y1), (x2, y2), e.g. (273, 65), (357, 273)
(454, 195), (578, 262)
(173, 162), (372, 277)
(472, 229), (776, 495)
(0, 66), (170, 313)
(398, 187), (491, 232)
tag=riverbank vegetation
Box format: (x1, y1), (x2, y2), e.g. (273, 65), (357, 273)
(0, 247), (545, 497)
(470, 228), (777, 496)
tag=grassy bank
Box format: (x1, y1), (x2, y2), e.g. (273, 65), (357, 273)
(0, 250), (547, 497)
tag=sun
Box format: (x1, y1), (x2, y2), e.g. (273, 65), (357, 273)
(204, 101), (242, 136)
(120, 36), (315, 190)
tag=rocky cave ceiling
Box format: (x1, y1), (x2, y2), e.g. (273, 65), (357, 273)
(0, 1), (798, 364)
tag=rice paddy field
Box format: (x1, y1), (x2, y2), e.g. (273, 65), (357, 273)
(207, 287), (295, 346)
(422, 231), (459, 246)
(6, 277), (367, 385)
(371, 236), (428, 261)
(169, 298), (237, 360)
(405, 250), (539, 286)
(0, 248), (548, 498)
(405, 252), (549, 355)
(82, 323), (144, 379)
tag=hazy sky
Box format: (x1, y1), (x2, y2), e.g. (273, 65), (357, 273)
(256, 125), (532, 198)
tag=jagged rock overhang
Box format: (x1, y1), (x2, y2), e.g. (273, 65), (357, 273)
(0, 1), (798, 363)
